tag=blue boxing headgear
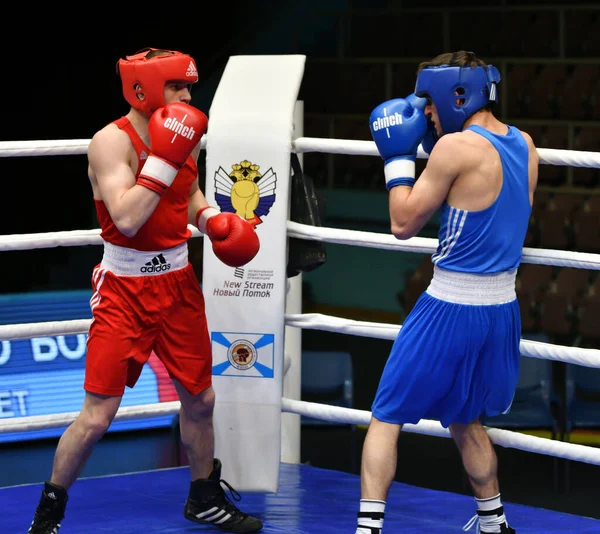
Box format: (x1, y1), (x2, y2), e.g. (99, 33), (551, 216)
(414, 64), (500, 135)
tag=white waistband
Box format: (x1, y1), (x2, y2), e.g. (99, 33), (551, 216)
(100, 241), (188, 276)
(425, 266), (517, 305)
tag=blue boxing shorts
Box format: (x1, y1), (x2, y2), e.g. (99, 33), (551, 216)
(372, 266), (521, 428)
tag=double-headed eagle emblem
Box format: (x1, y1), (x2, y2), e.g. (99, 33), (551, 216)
(214, 160), (277, 226)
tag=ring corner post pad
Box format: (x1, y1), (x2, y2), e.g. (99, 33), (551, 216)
(203, 55), (306, 493)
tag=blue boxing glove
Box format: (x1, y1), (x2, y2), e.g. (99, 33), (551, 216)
(369, 95), (427, 190)
(406, 93), (427, 112)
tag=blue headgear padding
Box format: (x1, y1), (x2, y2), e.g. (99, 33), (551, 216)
(414, 64), (500, 135)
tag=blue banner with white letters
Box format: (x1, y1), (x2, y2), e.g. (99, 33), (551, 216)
(0, 291), (175, 443)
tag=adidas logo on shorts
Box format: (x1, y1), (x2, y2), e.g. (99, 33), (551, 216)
(186, 61), (198, 77)
(140, 253), (171, 273)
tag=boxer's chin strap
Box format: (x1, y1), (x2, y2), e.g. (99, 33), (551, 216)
(195, 206), (220, 234)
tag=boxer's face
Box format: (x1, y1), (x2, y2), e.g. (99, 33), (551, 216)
(424, 98), (442, 137)
(164, 81), (192, 105)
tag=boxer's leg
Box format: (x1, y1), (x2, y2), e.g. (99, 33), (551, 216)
(451, 421), (513, 533)
(29, 393), (122, 532)
(156, 265), (263, 533)
(356, 417), (401, 534)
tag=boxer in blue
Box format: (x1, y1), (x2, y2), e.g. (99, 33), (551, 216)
(355, 51), (539, 534)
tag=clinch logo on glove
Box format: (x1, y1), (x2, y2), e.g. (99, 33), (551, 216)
(163, 116), (197, 141)
(140, 254), (171, 273)
(371, 112), (403, 131)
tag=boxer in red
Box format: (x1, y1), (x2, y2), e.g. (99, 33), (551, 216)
(28, 48), (262, 533)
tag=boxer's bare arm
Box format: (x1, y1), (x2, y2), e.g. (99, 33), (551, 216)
(87, 124), (160, 237)
(188, 179), (211, 226)
(519, 130), (539, 206)
(389, 134), (462, 240)
(186, 143), (211, 225)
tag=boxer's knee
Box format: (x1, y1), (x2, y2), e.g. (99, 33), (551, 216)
(77, 393), (121, 443)
(179, 383), (216, 422)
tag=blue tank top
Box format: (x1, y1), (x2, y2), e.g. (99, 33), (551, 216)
(432, 125), (531, 274)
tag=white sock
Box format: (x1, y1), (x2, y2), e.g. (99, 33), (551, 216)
(475, 494), (507, 533)
(356, 499), (385, 534)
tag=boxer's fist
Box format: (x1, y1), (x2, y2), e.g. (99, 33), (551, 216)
(370, 96), (427, 159)
(369, 96), (427, 190)
(138, 103), (208, 195)
(198, 208), (260, 267)
(405, 93), (427, 115)
(148, 103), (207, 166)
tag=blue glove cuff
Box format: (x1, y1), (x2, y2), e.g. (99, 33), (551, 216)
(386, 177), (416, 190)
(384, 156), (415, 190)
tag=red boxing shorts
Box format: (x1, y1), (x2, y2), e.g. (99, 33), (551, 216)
(84, 242), (212, 397)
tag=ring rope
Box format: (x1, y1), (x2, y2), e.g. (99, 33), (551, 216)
(3, 222), (600, 273)
(1, 313), (599, 369)
(0, 136), (207, 158)
(280, 399), (600, 466)
(1, 395), (598, 467)
(293, 137), (600, 168)
(287, 222), (600, 270)
(0, 401), (181, 434)
(1, 137), (600, 169)
(284, 313), (600, 368)
(0, 319), (92, 341)
(0, 139), (91, 158)
(0, 227), (203, 252)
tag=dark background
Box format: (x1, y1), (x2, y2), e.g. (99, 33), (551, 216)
(1, 3), (288, 292)
(1, 0), (600, 524)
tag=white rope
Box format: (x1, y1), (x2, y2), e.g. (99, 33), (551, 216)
(0, 401), (181, 433)
(0, 229), (103, 251)
(536, 147), (600, 168)
(3, 222), (600, 272)
(293, 137), (383, 157)
(280, 399), (600, 466)
(2, 136), (599, 169)
(284, 313), (600, 369)
(0, 136), (207, 158)
(2, 313), (599, 369)
(0, 139), (91, 158)
(0, 319), (93, 340)
(0, 226), (203, 252)
(1, 396), (599, 467)
(287, 221), (600, 270)
(291, 137), (600, 169)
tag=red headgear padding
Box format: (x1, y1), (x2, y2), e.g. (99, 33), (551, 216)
(117, 48), (199, 116)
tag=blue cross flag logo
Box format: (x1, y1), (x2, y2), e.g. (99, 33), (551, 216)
(211, 332), (275, 378)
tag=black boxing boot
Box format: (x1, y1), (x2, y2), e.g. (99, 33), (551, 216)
(184, 459), (263, 533)
(28, 482), (68, 533)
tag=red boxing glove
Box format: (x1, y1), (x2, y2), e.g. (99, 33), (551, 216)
(197, 207), (260, 267)
(138, 103), (208, 195)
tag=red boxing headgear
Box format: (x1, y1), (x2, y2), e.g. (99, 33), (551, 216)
(117, 48), (199, 116)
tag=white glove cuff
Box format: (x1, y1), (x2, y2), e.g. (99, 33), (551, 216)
(140, 155), (178, 187)
(384, 159), (415, 186)
(197, 207), (220, 234)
